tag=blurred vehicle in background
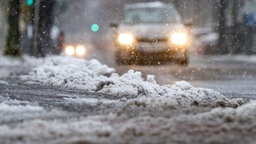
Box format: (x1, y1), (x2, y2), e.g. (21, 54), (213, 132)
(56, 31), (65, 53)
(63, 44), (88, 58)
(50, 27), (89, 58)
(192, 28), (219, 55)
(111, 1), (192, 65)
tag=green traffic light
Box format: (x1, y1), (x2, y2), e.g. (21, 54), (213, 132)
(91, 24), (99, 32)
(26, 0), (34, 6)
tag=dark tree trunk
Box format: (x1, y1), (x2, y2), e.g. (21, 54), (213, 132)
(217, 0), (228, 54)
(32, 0), (56, 57)
(4, 0), (21, 57)
(231, 0), (239, 54)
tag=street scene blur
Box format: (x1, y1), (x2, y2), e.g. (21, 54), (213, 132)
(1, 0), (256, 144)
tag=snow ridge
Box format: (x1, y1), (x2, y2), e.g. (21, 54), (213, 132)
(21, 56), (242, 108)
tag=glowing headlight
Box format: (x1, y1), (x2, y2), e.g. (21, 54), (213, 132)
(117, 33), (135, 45)
(76, 45), (86, 56)
(65, 46), (75, 56)
(170, 32), (188, 46)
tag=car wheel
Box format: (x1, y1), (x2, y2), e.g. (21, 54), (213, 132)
(115, 55), (126, 65)
(135, 55), (145, 65)
(176, 57), (189, 66)
(115, 53), (136, 65)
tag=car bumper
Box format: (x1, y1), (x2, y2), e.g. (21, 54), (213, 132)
(115, 42), (188, 61)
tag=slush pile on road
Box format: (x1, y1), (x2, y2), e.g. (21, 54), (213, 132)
(0, 56), (256, 144)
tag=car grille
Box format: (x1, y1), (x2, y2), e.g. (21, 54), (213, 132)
(136, 37), (168, 43)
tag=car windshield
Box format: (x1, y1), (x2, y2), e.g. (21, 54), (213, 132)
(121, 7), (181, 24)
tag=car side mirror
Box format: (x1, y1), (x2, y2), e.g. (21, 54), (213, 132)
(183, 20), (193, 28)
(110, 23), (118, 28)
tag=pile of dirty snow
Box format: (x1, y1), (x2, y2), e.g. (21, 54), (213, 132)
(21, 56), (243, 108)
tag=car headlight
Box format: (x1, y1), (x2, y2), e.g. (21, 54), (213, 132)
(117, 33), (135, 45)
(76, 45), (87, 57)
(64, 45), (75, 56)
(170, 32), (188, 46)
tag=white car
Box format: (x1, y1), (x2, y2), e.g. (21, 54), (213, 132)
(111, 1), (191, 65)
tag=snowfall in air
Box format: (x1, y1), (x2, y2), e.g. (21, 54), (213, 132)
(1, 55), (256, 144)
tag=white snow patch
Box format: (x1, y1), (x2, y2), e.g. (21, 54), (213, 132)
(0, 103), (44, 112)
(21, 56), (115, 90)
(126, 87), (242, 108)
(0, 116), (114, 143)
(179, 100), (256, 127)
(0, 96), (44, 112)
(174, 80), (192, 90)
(0, 80), (9, 85)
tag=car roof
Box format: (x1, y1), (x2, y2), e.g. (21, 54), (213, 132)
(125, 1), (174, 9)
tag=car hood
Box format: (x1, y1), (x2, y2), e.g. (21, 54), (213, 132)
(117, 23), (185, 40)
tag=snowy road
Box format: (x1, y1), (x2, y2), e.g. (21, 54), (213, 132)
(114, 54), (256, 100)
(0, 54), (256, 144)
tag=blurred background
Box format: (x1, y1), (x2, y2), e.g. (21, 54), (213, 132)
(0, 0), (255, 58)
